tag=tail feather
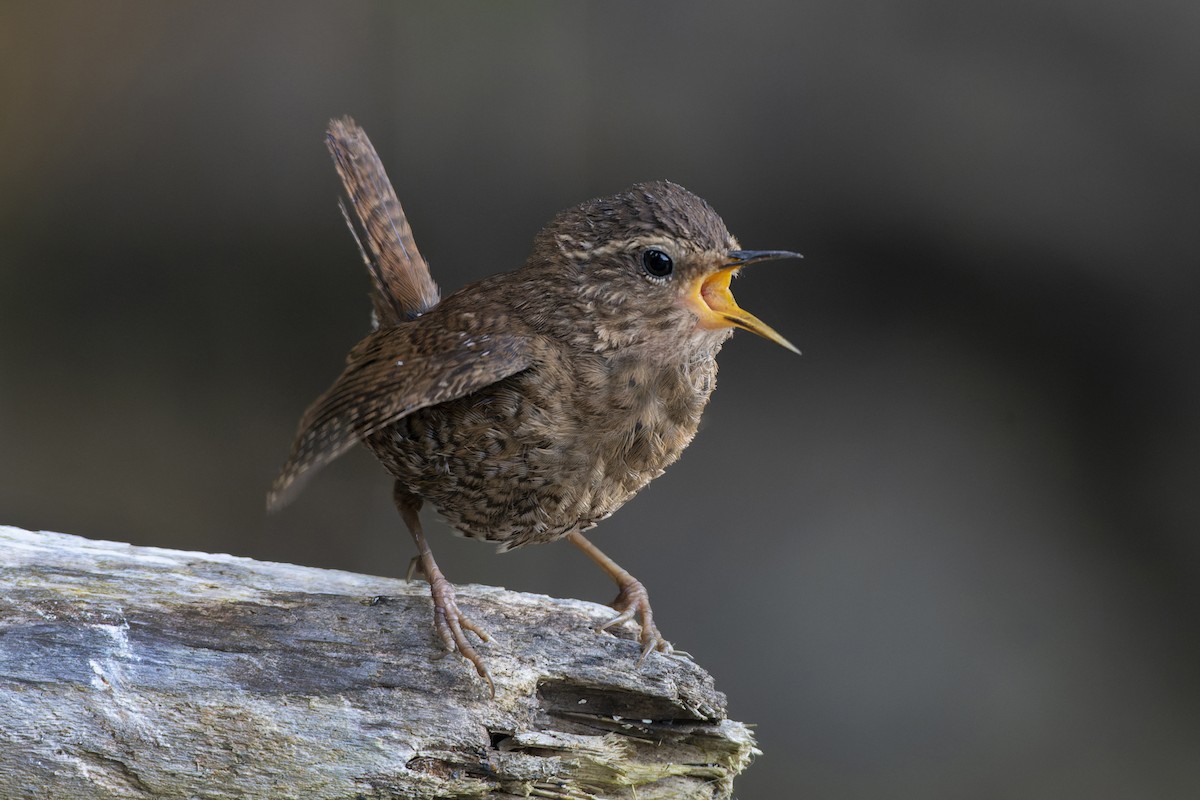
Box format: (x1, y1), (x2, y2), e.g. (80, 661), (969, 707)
(268, 119), (443, 513)
(326, 117), (440, 325)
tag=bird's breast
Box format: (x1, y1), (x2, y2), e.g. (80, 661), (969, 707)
(509, 351), (718, 536)
(370, 348), (719, 548)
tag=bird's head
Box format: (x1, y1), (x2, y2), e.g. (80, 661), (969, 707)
(523, 180), (801, 359)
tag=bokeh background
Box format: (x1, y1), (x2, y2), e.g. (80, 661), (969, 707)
(2, 2), (1198, 797)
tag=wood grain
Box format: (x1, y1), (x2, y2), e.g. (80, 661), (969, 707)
(0, 526), (756, 799)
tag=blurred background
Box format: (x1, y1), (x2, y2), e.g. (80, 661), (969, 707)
(2, 1), (1197, 797)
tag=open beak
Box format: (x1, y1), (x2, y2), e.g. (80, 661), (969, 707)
(688, 249), (803, 354)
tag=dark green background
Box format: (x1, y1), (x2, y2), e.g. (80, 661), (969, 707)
(3, 2), (1197, 797)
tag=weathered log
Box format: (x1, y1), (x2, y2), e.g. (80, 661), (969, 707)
(0, 526), (756, 798)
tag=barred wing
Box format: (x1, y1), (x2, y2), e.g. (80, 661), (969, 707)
(268, 327), (532, 510)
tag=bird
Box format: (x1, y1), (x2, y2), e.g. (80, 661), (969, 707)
(269, 117), (801, 692)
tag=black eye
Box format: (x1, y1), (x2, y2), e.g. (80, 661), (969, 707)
(641, 248), (673, 279)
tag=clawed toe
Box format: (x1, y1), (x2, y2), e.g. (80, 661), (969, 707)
(429, 579), (495, 694)
(600, 579), (674, 663)
(397, 488), (495, 695)
(565, 532), (675, 664)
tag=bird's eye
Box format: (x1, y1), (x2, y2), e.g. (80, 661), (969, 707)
(641, 248), (674, 279)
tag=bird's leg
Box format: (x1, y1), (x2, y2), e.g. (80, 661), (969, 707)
(394, 482), (494, 693)
(565, 530), (673, 662)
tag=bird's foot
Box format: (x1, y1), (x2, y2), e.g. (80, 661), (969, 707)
(428, 576), (495, 695)
(600, 577), (674, 663)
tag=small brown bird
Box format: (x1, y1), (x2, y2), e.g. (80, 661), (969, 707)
(269, 118), (800, 691)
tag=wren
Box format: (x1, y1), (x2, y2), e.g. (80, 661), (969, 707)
(269, 118), (801, 692)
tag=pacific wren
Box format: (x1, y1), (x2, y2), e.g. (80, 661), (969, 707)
(269, 118), (801, 692)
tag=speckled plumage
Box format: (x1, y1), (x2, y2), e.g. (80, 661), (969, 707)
(270, 119), (799, 691)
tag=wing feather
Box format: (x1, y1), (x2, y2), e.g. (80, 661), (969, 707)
(268, 326), (533, 510)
